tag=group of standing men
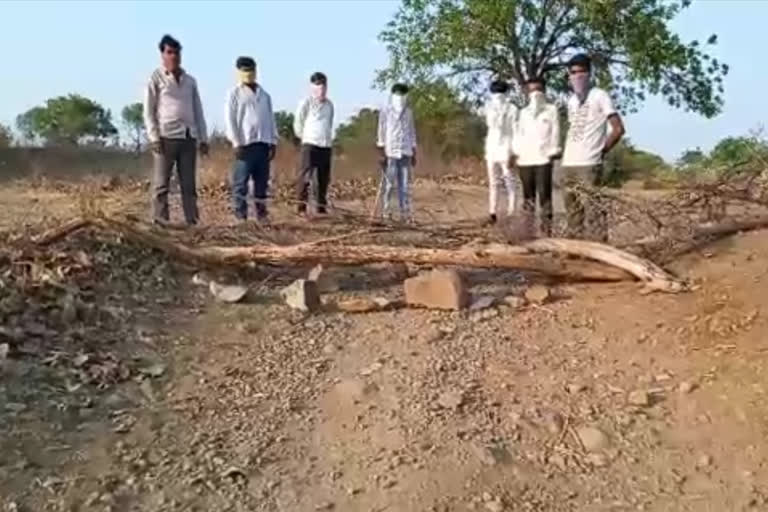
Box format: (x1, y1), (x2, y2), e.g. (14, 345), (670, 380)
(143, 34), (624, 240)
(483, 53), (625, 239)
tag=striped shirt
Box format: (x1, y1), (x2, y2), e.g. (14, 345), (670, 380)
(376, 105), (417, 158)
(225, 84), (278, 147)
(143, 68), (208, 143)
(294, 97), (334, 148)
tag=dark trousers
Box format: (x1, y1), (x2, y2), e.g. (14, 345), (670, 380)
(296, 144), (332, 213)
(518, 163), (553, 236)
(232, 142), (271, 220)
(152, 137), (198, 224)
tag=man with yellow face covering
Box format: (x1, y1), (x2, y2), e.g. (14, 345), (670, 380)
(225, 56), (278, 222)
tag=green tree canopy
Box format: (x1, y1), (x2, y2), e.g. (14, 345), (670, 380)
(708, 136), (764, 165)
(378, 0), (728, 116)
(677, 147), (706, 167)
(121, 102), (144, 153)
(334, 108), (380, 154)
(603, 138), (669, 186)
(0, 123), (13, 148)
(17, 94), (118, 146)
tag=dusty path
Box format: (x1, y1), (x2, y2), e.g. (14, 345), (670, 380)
(2, 182), (768, 511)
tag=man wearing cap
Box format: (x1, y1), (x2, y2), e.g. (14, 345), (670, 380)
(143, 34), (209, 226)
(293, 72), (334, 215)
(225, 56), (278, 221)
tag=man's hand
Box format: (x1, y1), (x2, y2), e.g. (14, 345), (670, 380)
(199, 142), (209, 156)
(150, 141), (163, 155)
(411, 154), (417, 167)
(377, 146), (386, 160)
(507, 154), (517, 169)
(234, 146), (245, 160)
(268, 144), (277, 161)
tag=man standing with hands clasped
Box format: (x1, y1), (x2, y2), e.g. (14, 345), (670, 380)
(225, 56), (278, 222)
(513, 77), (561, 237)
(561, 54), (625, 241)
(294, 72), (334, 216)
(144, 34), (209, 226)
(484, 80), (519, 225)
(376, 83), (417, 222)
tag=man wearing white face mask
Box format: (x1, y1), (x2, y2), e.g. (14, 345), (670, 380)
(561, 54), (625, 241)
(483, 80), (519, 225)
(513, 77), (561, 237)
(294, 72), (334, 215)
(376, 83), (417, 222)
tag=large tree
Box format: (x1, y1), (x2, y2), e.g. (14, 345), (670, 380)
(377, 0), (728, 116)
(274, 110), (299, 146)
(121, 102), (145, 153)
(17, 94), (117, 146)
(0, 123), (13, 148)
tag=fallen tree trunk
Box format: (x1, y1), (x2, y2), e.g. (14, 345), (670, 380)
(525, 238), (687, 293)
(33, 215), (693, 289)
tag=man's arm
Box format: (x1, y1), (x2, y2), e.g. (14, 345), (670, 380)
(549, 106), (562, 160)
(143, 76), (160, 146)
(267, 94), (278, 160)
(192, 80), (208, 145)
(376, 109), (387, 154)
(409, 110), (418, 165)
(225, 89), (242, 148)
(603, 114), (625, 156)
(293, 98), (308, 141)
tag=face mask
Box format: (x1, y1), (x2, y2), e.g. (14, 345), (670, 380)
(311, 84), (327, 100)
(391, 94), (406, 112)
(238, 70), (256, 85)
(569, 72), (590, 98)
(529, 90), (546, 114)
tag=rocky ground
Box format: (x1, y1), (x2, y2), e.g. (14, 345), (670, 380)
(1, 180), (768, 512)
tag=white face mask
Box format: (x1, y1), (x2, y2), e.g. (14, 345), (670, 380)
(391, 94), (406, 112)
(490, 92), (506, 104)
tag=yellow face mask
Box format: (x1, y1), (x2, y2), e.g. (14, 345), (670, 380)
(237, 70), (256, 85)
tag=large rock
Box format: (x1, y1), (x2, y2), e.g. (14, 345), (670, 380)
(404, 270), (469, 310)
(307, 264), (340, 292)
(281, 279), (321, 312)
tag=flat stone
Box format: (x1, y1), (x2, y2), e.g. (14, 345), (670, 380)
(209, 282), (248, 303)
(576, 426), (610, 452)
(336, 298), (380, 313)
(469, 296), (496, 311)
(678, 381), (697, 394)
(628, 390), (650, 407)
(281, 279), (321, 312)
(524, 285), (551, 305)
(503, 295), (526, 309)
(404, 270), (469, 310)
(438, 390), (464, 410)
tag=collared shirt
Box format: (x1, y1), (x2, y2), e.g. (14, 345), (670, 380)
(225, 84), (278, 147)
(376, 104), (417, 158)
(562, 87), (617, 166)
(513, 102), (561, 166)
(294, 97), (334, 148)
(484, 97), (517, 162)
(143, 68), (208, 143)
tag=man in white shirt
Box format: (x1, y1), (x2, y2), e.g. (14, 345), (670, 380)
(376, 83), (418, 222)
(225, 56), (278, 221)
(561, 54), (625, 241)
(484, 80), (519, 225)
(293, 72), (334, 215)
(513, 77), (561, 237)
(144, 34), (208, 226)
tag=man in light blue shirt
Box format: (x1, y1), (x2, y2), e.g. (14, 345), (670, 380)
(225, 56), (278, 221)
(376, 83), (418, 222)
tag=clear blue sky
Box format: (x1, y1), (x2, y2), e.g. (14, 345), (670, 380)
(1, 0), (765, 162)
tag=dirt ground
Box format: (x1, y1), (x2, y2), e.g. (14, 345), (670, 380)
(1, 179), (768, 512)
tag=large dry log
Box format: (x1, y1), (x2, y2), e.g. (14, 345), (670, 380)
(525, 238), (686, 293)
(93, 216), (630, 282)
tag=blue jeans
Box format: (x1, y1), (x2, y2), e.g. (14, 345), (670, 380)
(232, 143), (271, 220)
(383, 156), (412, 219)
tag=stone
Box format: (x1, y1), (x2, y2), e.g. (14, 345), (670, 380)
(438, 390), (464, 410)
(524, 285), (551, 305)
(628, 390), (650, 407)
(404, 270), (469, 310)
(469, 296), (496, 311)
(485, 499), (505, 512)
(696, 454), (712, 469)
(281, 279), (321, 312)
(576, 426), (610, 452)
(678, 381), (697, 394)
(336, 298), (380, 313)
(542, 410), (565, 435)
(503, 295), (526, 309)
(308, 264), (340, 292)
(209, 281), (248, 303)
(567, 383), (586, 394)
(586, 452), (609, 467)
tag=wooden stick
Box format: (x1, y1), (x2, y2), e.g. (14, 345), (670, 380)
(33, 218), (92, 246)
